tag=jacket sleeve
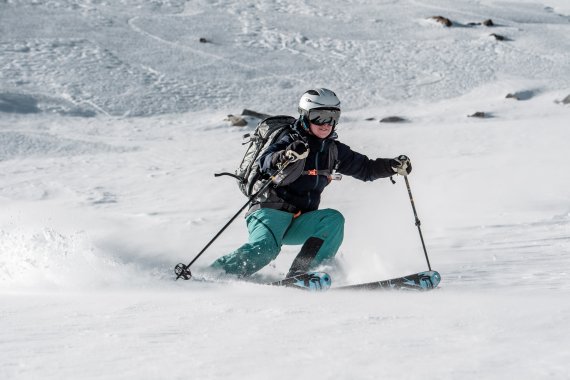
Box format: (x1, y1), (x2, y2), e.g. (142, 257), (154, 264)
(335, 141), (396, 181)
(257, 133), (295, 174)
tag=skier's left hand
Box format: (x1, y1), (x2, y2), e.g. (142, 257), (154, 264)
(390, 155), (412, 176)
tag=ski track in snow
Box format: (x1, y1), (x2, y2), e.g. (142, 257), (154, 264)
(1, 0), (569, 115)
(1, 0), (570, 379)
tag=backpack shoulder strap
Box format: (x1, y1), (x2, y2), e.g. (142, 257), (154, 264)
(301, 140), (339, 178)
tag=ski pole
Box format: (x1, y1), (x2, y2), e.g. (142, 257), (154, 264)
(403, 175), (432, 271)
(175, 159), (293, 280)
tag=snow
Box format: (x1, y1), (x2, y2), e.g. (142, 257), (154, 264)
(1, 0), (569, 379)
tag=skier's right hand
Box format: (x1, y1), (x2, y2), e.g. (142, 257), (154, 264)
(271, 141), (309, 167)
(285, 141), (309, 162)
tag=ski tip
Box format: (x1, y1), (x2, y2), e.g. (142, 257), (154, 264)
(306, 273), (331, 291)
(432, 271), (441, 288)
(420, 270), (441, 289)
(294, 271), (331, 292)
(320, 273), (332, 289)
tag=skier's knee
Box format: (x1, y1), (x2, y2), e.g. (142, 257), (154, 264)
(322, 209), (345, 227)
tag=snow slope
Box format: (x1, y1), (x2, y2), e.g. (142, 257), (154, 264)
(1, 0), (569, 379)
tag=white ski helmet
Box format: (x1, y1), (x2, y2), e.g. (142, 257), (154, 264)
(298, 88), (341, 116)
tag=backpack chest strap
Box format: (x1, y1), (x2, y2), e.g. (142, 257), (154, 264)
(301, 140), (339, 178)
(302, 169), (333, 176)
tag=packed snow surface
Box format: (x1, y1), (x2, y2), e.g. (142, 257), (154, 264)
(1, 0), (569, 379)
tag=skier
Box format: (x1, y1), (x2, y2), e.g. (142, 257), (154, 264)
(211, 88), (412, 278)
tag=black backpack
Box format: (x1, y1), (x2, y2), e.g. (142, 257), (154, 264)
(235, 115), (298, 197)
(217, 115), (340, 198)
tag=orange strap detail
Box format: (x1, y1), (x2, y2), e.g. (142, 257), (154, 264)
(293, 210), (302, 218)
(306, 169), (318, 176)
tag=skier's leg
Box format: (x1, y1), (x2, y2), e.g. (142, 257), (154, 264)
(210, 209), (293, 277)
(285, 236), (324, 277)
(282, 208), (345, 270)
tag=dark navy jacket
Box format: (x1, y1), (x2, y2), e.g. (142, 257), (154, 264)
(254, 119), (395, 214)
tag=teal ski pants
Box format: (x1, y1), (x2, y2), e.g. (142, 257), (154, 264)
(211, 208), (344, 277)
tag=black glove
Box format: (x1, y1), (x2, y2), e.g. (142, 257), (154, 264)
(271, 141), (309, 167)
(390, 155), (412, 176)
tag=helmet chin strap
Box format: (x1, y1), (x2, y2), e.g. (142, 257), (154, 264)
(300, 115), (311, 133)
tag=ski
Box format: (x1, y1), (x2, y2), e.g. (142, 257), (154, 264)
(182, 270), (439, 292)
(270, 271), (332, 292)
(183, 271), (332, 292)
(334, 270), (441, 291)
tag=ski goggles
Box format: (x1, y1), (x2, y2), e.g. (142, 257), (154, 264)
(308, 108), (340, 126)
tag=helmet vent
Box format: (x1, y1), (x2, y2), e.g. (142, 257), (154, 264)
(306, 90), (319, 95)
